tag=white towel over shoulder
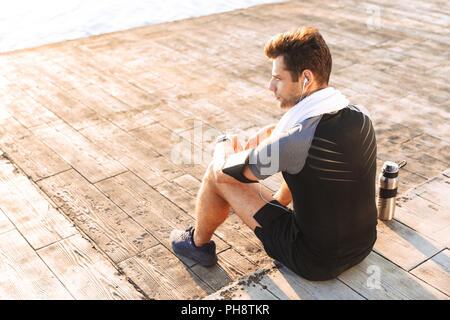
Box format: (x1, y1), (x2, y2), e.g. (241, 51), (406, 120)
(272, 87), (349, 135)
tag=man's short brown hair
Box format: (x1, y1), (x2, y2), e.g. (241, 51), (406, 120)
(264, 27), (332, 85)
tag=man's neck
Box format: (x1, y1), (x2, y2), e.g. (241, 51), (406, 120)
(296, 85), (328, 105)
(305, 84), (328, 98)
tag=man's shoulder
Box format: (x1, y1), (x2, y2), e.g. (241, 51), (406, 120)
(347, 104), (372, 118)
(315, 105), (374, 141)
(319, 104), (371, 124)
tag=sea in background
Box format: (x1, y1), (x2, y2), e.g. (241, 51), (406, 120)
(0, 0), (285, 53)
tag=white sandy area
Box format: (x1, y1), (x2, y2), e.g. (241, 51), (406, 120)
(0, 0), (286, 53)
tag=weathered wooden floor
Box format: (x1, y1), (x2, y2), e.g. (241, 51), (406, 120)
(0, 0), (449, 299)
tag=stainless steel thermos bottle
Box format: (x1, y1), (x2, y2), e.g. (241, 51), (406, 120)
(377, 161), (400, 221)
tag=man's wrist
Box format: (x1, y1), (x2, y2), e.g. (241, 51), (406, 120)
(216, 134), (231, 143)
(222, 150), (258, 183)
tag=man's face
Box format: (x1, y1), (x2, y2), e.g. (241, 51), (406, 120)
(268, 56), (302, 109)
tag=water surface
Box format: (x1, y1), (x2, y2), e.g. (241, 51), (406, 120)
(0, 0), (285, 53)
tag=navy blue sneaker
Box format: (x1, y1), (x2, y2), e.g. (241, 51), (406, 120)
(170, 226), (218, 267)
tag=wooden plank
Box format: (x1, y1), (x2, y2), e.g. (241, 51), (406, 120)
(32, 60), (91, 91)
(0, 67), (15, 93)
(0, 114), (71, 182)
(211, 87), (279, 126)
(374, 118), (422, 146)
(378, 138), (449, 180)
(120, 155), (186, 187)
(37, 233), (145, 300)
(31, 120), (127, 184)
(94, 171), (229, 265)
(175, 120), (222, 150)
(374, 219), (445, 271)
(216, 248), (260, 277)
(67, 85), (133, 115)
(410, 249), (450, 296)
(444, 168), (450, 177)
(76, 37), (201, 95)
(54, 47), (164, 108)
(78, 120), (160, 160)
(150, 30), (278, 123)
(338, 251), (448, 300)
(412, 174), (450, 208)
(431, 226), (450, 248)
(167, 96), (259, 132)
(22, 76), (102, 131)
(204, 269), (279, 300)
(172, 174), (202, 197)
(178, 25), (264, 66)
(79, 120), (184, 186)
(0, 208), (14, 235)
(118, 244), (211, 299)
(395, 169), (429, 196)
(2, 133), (72, 182)
(155, 180), (197, 214)
(157, 105), (214, 134)
(102, 106), (158, 132)
(0, 157), (77, 249)
(191, 248), (257, 292)
(106, 102), (196, 133)
(0, 55), (44, 89)
(0, 229), (73, 300)
(401, 133), (450, 165)
(37, 169), (159, 263)
(169, 120), (223, 168)
(1, 85), (59, 128)
(149, 29), (227, 66)
(388, 95), (450, 141)
(129, 123), (208, 181)
(256, 265), (364, 300)
(218, 213), (274, 267)
(396, 185), (449, 247)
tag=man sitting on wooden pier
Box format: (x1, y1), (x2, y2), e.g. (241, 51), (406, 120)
(170, 26), (378, 281)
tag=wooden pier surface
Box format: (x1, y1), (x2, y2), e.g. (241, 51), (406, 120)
(0, 0), (448, 299)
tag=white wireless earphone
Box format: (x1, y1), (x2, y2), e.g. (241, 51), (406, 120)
(300, 76), (309, 101)
(302, 77), (308, 90)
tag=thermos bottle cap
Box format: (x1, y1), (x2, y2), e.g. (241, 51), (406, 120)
(382, 161), (399, 173)
(382, 161), (399, 178)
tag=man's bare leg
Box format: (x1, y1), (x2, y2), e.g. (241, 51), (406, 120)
(193, 165), (231, 246)
(193, 163), (275, 247)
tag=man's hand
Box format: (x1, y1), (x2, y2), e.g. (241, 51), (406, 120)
(212, 135), (243, 184)
(245, 123), (277, 150)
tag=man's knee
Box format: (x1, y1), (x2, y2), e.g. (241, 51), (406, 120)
(204, 160), (237, 186)
(202, 162), (227, 193)
(204, 161), (217, 182)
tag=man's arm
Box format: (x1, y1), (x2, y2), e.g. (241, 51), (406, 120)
(273, 178), (292, 206)
(243, 166), (291, 206)
(225, 118), (319, 196)
(243, 165), (259, 182)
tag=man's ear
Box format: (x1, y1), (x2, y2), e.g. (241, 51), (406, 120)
(302, 69), (315, 89)
(303, 70), (312, 84)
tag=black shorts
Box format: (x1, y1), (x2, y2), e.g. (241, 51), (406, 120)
(253, 200), (374, 281)
(253, 200), (307, 277)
